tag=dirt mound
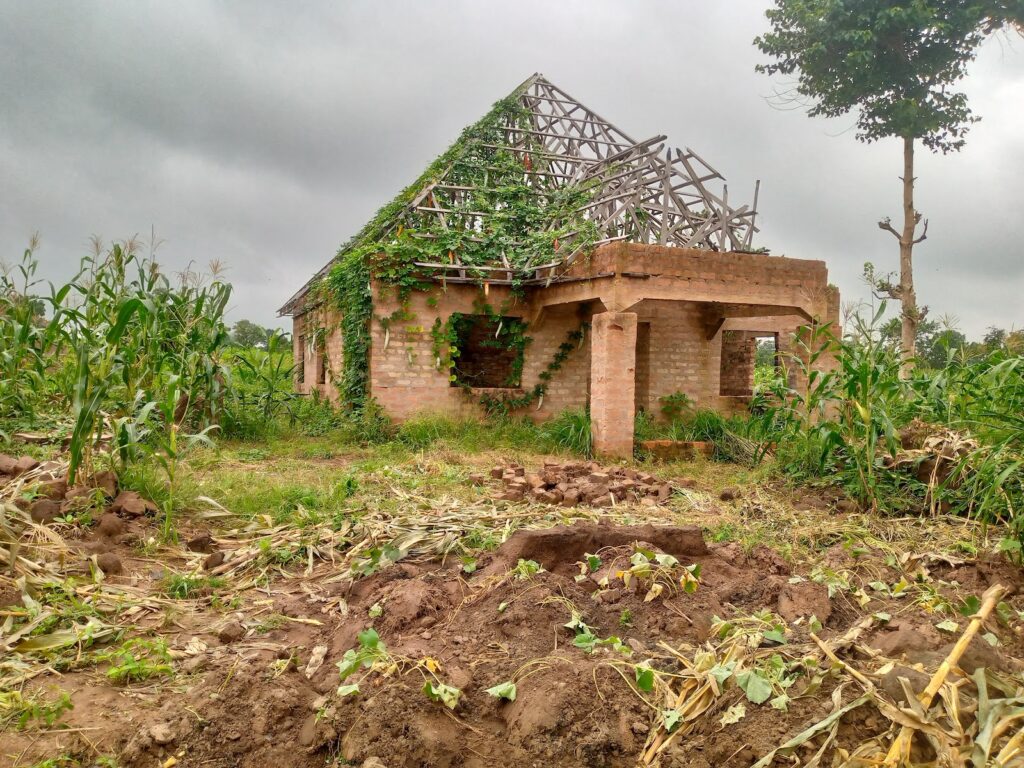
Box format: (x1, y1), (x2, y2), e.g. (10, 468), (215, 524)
(480, 521), (707, 576)
(7, 519), (1024, 768)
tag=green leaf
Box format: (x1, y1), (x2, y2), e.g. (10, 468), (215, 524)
(336, 649), (362, 681)
(368, 602), (383, 618)
(770, 693), (790, 712)
(336, 683), (360, 697)
(936, 619), (959, 633)
(762, 629), (787, 645)
(485, 681), (517, 701)
(808, 615), (823, 633)
(709, 662), (736, 686)
(461, 557), (477, 574)
(573, 631), (599, 653)
(358, 628), (382, 651)
(873, 611), (892, 623)
(959, 595), (981, 617)
(635, 665), (655, 692)
(736, 670), (773, 704)
(584, 553), (602, 572)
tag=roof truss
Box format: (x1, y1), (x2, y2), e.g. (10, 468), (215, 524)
(279, 73), (760, 314)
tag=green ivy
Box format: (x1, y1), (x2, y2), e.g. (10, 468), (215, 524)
(479, 322), (589, 418)
(326, 246), (373, 407)
(430, 316), (460, 383)
(318, 85), (603, 411)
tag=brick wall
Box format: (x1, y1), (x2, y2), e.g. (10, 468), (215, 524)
(451, 315), (520, 388)
(367, 282), (594, 420)
(720, 331), (758, 397)
(290, 243), (840, 423)
(292, 304), (343, 401)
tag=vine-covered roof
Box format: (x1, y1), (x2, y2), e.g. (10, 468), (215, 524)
(279, 73), (759, 316)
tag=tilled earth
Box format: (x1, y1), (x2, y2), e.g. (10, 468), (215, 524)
(3, 460), (1024, 768)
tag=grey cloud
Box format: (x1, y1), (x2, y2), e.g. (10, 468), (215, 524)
(1, 0), (1021, 336)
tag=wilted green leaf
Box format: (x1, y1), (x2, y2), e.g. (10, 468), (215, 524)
(762, 629), (787, 645)
(662, 709), (682, 732)
(709, 662), (736, 687)
(336, 683), (360, 697)
(485, 681), (517, 701)
(423, 680), (461, 709)
(719, 702), (746, 725)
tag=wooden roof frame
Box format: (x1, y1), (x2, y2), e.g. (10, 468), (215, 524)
(279, 73), (759, 315)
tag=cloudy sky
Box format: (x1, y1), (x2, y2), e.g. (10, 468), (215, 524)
(1, 1), (1021, 337)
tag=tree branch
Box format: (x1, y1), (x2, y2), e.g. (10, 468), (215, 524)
(913, 218), (929, 244)
(877, 217), (901, 239)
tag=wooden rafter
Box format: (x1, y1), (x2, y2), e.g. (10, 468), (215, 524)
(279, 73), (762, 316)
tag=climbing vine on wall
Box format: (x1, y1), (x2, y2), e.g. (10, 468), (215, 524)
(478, 322), (589, 418)
(320, 87), (602, 411)
(430, 299), (531, 387)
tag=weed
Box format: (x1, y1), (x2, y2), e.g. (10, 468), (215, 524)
(255, 613), (288, 633)
(511, 558), (543, 580)
(163, 574), (224, 599)
(236, 447), (270, 462)
(336, 628), (391, 694)
(99, 637), (173, 684)
(0, 689), (73, 730)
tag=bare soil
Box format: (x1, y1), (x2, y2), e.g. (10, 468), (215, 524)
(5, 509), (1023, 768)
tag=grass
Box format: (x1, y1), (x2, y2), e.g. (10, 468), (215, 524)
(162, 574), (225, 599)
(161, 417), (1003, 576)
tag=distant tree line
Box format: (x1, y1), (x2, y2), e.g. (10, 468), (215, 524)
(230, 319), (289, 349)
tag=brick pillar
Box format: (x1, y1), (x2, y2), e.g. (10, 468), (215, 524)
(590, 312), (637, 458)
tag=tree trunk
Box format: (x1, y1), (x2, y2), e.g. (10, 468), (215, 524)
(898, 135), (918, 378)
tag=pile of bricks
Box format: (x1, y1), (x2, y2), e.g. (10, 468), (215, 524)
(472, 461), (673, 507)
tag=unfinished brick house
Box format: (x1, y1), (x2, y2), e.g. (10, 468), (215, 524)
(279, 74), (839, 457)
